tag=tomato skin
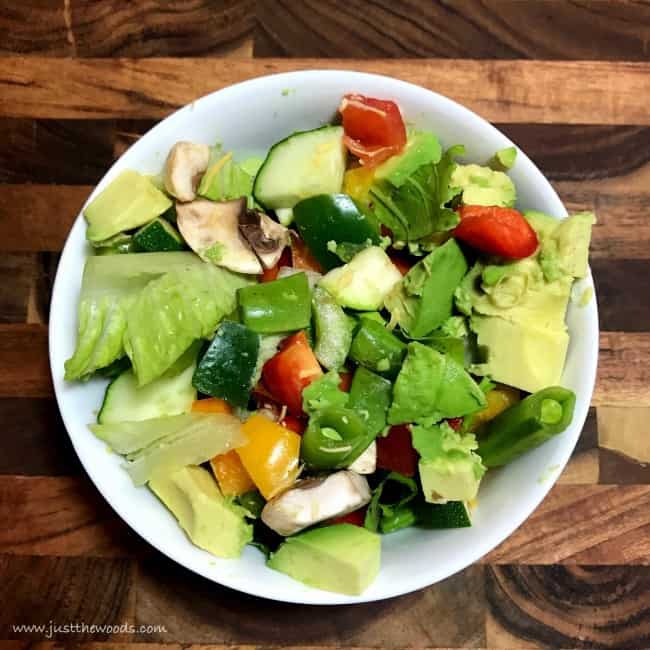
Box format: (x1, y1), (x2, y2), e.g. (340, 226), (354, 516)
(446, 417), (463, 431)
(338, 371), (353, 393)
(376, 425), (418, 477)
(261, 246), (291, 283)
(332, 507), (367, 527)
(279, 414), (307, 435)
(290, 232), (323, 273)
(262, 331), (323, 415)
(339, 94), (407, 168)
(453, 205), (539, 259)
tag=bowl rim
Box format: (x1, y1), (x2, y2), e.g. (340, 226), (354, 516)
(49, 69), (599, 605)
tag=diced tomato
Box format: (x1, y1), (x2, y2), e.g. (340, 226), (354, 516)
(279, 414), (307, 435)
(453, 205), (539, 259)
(290, 232), (323, 273)
(339, 94), (407, 168)
(338, 371), (353, 393)
(376, 425), (418, 477)
(262, 331), (323, 415)
(389, 252), (414, 276)
(332, 507), (367, 527)
(261, 246), (291, 283)
(446, 417), (463, 431)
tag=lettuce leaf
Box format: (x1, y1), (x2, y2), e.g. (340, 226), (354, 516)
(302, 371), (349, 415)
(64, 252), (204, 381)
(198, 152), (262, 205)
(124, 263), (252, 385)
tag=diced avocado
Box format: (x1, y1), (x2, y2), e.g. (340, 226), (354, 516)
(471, 315), (569, 393)
(319, 246), (402, 311)
(523, 210), (560, 241)
(412, 422), (485, 504)
(84, 170), (172, 242)
(133, 218), (185, 252)
(267, 524), (381, 595)
(550, 211), (595, 279)
(488, 146), (517, 171)
(150, 465), (252, 559)
(374, 131), (442, 186)
(451, 163), (516, 207)
(388, 342), (486, 425)
(385, 239), (468, 338)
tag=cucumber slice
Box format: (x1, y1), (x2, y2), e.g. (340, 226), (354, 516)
(192, 321), (260, 407)
(133, 217), (184, 252)
(253, 126), (346, 210)
(416, 501), (472, 528)
(97, 343), (199, 424)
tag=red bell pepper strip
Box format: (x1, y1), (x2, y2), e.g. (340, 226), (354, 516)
(376, 425), (418, 477)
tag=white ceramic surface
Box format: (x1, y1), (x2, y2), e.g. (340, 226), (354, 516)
(49, 71), (599, 605)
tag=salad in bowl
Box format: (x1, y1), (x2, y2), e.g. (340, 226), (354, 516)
(57, 80), (595, 599)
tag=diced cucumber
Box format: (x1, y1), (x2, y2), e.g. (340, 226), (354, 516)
(253, 126), (346, 210)
(192, 321), (260, 407)
(91, 233), (135, 255)
(312, 286), (354, 371)
(97, 343), (199, 424)
(133, 218), (185, 252)
(416, 501), (472, 528)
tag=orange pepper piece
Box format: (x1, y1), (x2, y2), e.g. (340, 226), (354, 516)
(237, 413), (301, 499)
(210, 450), (255, 496)
(191, 398), (232, 415)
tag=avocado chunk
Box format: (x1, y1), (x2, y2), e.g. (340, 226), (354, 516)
(85, 170), (172, 242)
(374, 131), (442, 186)
(319, 246), (402, 311)
(488, 146), (517, 171)
(385, 238), (468, 338)
(471, 315), (569, 394)
(388, 342), (486, 425)
(150, 465), (252, 559)
(412, 422), (485, 504)
(451, 163), (516, 207)
(267, 523), (381, 595)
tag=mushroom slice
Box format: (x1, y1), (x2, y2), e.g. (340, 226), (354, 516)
(176, 198), (262, 274)
(261, 470), (371, 537)
(164, 141), (210, 202)
(347, 441), (377, 475)
(239, 210), (289, 269)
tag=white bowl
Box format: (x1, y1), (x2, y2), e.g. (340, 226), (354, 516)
(49, 71), (599, 605)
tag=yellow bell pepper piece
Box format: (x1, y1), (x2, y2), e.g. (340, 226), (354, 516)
(210, 450), (255, 496)
(237, 414), (301, 499)
(343, 167), (375, 202)
(191, 398), (232, 415)
(471, 385), (520, 430)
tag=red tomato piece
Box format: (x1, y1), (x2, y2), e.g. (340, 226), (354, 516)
(332, 507), (367, 527)
(446, 417), (463, 431)
(339, 94), (407, 168)
(338, 371), (353, 393)
(376, 425), (418, 477)
(262, 331), (323, 415)
(261, 246), (291, 283)
(453, 205), (539, 259)
(290, 232), (323, 273)
(389, 252), (414, 276)
(279, 414), (307, 435)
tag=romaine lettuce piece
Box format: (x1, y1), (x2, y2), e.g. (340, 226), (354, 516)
(91, 412), (246, 485)
(64, 252), (206, 381)
(302, 371), (349, 415)
(124, 263), (252, 385)
(198, 152), (262, 205)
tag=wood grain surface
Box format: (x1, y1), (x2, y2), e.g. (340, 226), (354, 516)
(1, 1), (649, 649)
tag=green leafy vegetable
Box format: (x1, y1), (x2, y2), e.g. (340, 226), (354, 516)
(302, 371), (349, 415)
(364, 472), (418, 533)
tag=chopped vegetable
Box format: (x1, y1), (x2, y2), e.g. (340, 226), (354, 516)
(376, 425), (418, 477)
(238, 272), (312, 334)
(349, 319), (406, 378)
(163, 141), (210, 202)
(347, 367), (392, 437)
(210, 450), (256, 496)
(191, 397), (232, 414)
(262, 331), (322, 414)
(237, 413), (301, 499)
(478, 386), (576, 467)
(302, 371), (349, 415)
(312, 286), (355, 371)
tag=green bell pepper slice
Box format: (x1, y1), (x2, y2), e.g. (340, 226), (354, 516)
(238, 272), (312, 334)
(478, 386), (576, 467)
(349, 319), (406, 378)
(301, 407), (373, 470)
(293, 193), (380, 271)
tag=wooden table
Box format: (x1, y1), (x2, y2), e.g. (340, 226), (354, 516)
(1, 1), (649, 648)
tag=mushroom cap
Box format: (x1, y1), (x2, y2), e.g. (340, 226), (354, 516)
(164, 141), (210, 203)
(239, 210), (289, 270)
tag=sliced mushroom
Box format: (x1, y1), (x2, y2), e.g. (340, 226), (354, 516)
(261, 470), (371, 536)
(239, 210), (289, 269)
(164, 141), (210, 202)
(176, 198), (262, 274)
(347, 441), (377, 475)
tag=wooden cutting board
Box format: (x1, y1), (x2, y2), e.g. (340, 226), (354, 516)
(0, 2), (648, 648)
